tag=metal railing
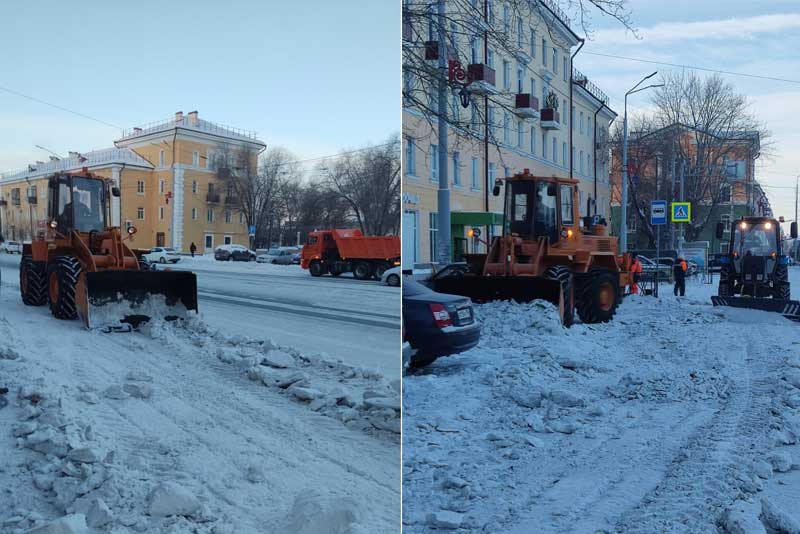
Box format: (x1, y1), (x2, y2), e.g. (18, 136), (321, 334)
(572, 67), (609, 105)
(120, 116), (259, 141)
(0, 148), (153, 181)
(539, 0), (572, 29)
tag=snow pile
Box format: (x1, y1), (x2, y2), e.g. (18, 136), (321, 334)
(89, 293), (190, 330)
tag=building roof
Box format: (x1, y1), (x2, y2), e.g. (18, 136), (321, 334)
(0, 148), (154, 184)
(116, 112), (266, 147)
(630, 122), (760, 149)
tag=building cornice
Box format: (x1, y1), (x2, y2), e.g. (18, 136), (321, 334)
(0, 148), (154, 185)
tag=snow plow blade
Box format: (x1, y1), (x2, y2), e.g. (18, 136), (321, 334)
(711, 296), (800, 323)
(431, 274), (566, 320)
(81, 270), (198, 330)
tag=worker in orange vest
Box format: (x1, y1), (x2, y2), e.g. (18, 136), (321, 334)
(673, 256), (688, 296)
(630, 253), (643, 295)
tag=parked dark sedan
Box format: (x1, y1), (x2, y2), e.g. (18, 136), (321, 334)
(403, 278), (481, 367)
(214, 244), (256, 261)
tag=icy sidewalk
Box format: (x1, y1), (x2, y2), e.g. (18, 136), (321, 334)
(403, 270), (800, 534)
(0, 292), (399, 534)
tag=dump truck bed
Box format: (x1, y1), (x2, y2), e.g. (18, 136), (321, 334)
(332, 234), (400, 260)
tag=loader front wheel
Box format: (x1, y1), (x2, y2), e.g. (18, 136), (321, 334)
(544, 265), (574, 327)
(718, 266), (734, 297)
(20, 255), (48, 306)
(309, 260), (324, 277)
(576, 269), (619, 324)
(47, 256), (82, 320)
(774, 264), (790, 299)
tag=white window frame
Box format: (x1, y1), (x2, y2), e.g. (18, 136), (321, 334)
(471, 157), (479, 190)
(137, 207), (145, 220)
(207, 209), (214, 223)
(159, 206), (164, 220)
(192, 207), (197, 220)
(159, 150), (165, 167)
(137, 181), (145, 195)
(405, 137), (417, 176)
(159, 179), (165, 194)
(517, 120), (523, 147)
(192, 151), (199, 166)
(452, 151), (461, 186)
(225, 210), (232, 223)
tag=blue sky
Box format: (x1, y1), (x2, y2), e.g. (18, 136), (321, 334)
(570, 0), (800, 224)
(0, 0), (399, 175)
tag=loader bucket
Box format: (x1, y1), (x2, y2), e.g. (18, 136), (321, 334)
(711, 296), (800, 323)
(431, 274), (566, 321)
(80, 270), (198, 330)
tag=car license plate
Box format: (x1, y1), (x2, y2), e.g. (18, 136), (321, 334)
(457, 308), (470, 320)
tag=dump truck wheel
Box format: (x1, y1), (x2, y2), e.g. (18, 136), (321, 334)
(47, 256), (82, 320)
(20, 255), (48, 306)
(373, 261), (390, 280)
(309, 260), (324, 277)
(354, 261), (373, 280)
(544, 265), (574, 327)
(576, 269), (619, 324)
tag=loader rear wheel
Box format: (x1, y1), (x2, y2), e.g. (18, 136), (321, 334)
(576, 269), (619, 324)
(309, 260), (324, 277)
(20, 255), (47, 306)
(47, 256), (82, 320)
(353, 261), (373, 281)
(544, 265), (574, 327)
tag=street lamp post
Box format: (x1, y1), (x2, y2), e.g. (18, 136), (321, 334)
(620, 71), (663, 252)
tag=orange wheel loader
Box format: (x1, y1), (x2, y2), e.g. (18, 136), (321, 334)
(429, 170), (632, 326)
(19, 170), (197, 330)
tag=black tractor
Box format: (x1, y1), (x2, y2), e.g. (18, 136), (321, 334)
(712, 216), (799, 321)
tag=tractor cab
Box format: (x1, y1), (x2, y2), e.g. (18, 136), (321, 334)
(47, 172), (119, 236)
(498, 172), (577, 245)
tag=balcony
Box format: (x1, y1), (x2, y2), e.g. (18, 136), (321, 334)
(540, 108), (561, 130)
(0, 200), (7, 206)
(27, 196), (37, 205)
(466, 64), (498, 95)
(514, 94), (540, 120)
(424, 41), (438, 60)
(572, 67), (609, 105)
(225, 195), (240, 205)
(206, 193), (221, 203)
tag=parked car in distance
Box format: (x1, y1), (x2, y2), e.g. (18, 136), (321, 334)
(292, 252), (301, 264)
(403, 278), (480, 368)
(381, 266), (401, 287)
(214, 244), (256, 262)
(142, 247), (181, 264)
(257, 247), (299, 264)
(1, 241), (22, 254)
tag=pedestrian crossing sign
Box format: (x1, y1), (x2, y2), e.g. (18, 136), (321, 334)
(671, 202), (691, 223)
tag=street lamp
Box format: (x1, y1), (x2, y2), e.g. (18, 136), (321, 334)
(620, 71), (664, 252)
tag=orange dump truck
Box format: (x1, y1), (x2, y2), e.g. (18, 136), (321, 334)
(301, 228), (400, 280)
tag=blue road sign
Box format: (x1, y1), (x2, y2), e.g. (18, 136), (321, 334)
(249, 225), (256, 235)
(650, 200), (667, 226)
(671, 202), (691, 223)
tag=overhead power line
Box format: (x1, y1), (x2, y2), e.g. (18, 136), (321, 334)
(0, 85), (122, 129)
(582, 52), (800, 85)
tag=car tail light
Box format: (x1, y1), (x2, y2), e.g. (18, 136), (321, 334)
(429, 303), (452, 328)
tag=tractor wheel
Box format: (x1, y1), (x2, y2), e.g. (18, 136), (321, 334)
(373, 261), (390, 280)
(718, 266), (734, 297)
(309, 260), (324, 277)
(576, 269), (619, 324)
(20, 255), (48, 306)
(774, 263), (790, 299)
(353, 261), (373, 281)
(47, 256), (82, 320)
(543, 265), (574, 327)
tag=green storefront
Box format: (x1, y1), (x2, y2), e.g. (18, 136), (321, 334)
(449, 211), (504, 261)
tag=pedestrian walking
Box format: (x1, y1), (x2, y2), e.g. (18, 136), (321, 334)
(190, 242), (197, 258)
(673, 256), (688, 296)
(630, 253), (643, 295)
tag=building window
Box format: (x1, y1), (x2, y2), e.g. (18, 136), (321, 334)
(580, 112), (584, 135)
(207, 209), (214, 223)
(452, 152), (461, 186)
(192, 208), (197, 220)
(225, 210), (232, 223)
(530, 29), (535, 58)
(721, 184), (732, 204)
(587, 117), (592, 137)
(470, 103), (478, 131)
(552, 48), (558, 74)
(471, 157), (479, 190)
(239, 212), (244, 224)
(487, 0), (494, 24)
(487, 48), (494, 68)
(563, 57), (568, 81)
(487, 106), (495, 137)
(137, 207), (144, 220)
(503, 3), (509, 32)
(160, 179), (165, 194)
(587, 153), (592, 174)
(137, 181), (145, 194)
(552, 137), (557, 163)
(429, 212), (438, 262)
(159, 206), (164, 220)
(542, 132), (547, 158)
(579, 150), (584, 173)
(488, 162), (495, 191)
(450, 94), (459, 122)
(206, 150), (213, 169)
(192, 151), (199, 166)
(503, 60), (510, 90)
(192, 181), (197, 194)
(503, 113), (510, 144)
(530, 77), (536, 96)
(517, 64), (523, 93)
(562, 142), (567, 167)
(517, 17), (523, 48)
(405, 138), (416, 176)
(503, 166), (511, 183)
(516, 120), (523, 147)
(542, 38), (547, 66)
(430, 144), (439, 182)
(563, 99), (568, 124)
(530, 126), (536, 154)
(720, 213), (731, 230)
(470, 38), (478, 64)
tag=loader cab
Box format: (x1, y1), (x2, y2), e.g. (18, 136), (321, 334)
(502, 172), (578, 245)
(48, 174), (110, 235)
(730, 218), (781, 258)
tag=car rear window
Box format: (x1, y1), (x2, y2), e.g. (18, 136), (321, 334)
(402, 279), (428, 296)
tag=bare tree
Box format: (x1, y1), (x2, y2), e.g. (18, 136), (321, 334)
(321, 136), (401, 236)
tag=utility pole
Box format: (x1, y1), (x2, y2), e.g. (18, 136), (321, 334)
(670, 152), (676, 250)
(678, 159), (685, 252)
(436, 0), (451, 264)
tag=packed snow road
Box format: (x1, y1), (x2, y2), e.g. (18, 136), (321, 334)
(0, 253), (400, 375)
(403, 268), (800, 534)
(0, 280), (400, 532)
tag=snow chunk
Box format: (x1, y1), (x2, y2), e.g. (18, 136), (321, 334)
(67, 447), (100, 464)
(768, 451), (793, 473)
(262, 349), (295, 368)
(123, 383), (153, 399)
(722, 500), (765, 534)
(281, 490), (361, 534)
(103, 385), (127, 400)
(761, 497), (800, 534)
(26, 514), (88, 534)
(426, 510), (463, 529)
(85, 499), (113, 528)
(548, 389), (585, 408)
(147, 482), (201, 517)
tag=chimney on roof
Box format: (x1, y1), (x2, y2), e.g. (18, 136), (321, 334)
(133, 127), (142, 134)
(188, 110), (198, 125)
(68, 151), (80, 158)
(175, 111), (184, 123)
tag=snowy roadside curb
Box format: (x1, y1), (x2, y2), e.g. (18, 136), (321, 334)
(142, 317), (401, 438)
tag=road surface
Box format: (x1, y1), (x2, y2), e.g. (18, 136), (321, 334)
(0, 253), (400, 376)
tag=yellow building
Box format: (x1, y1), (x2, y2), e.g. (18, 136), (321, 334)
(402, 0), (617, 266)
(0, 111), (266, 253)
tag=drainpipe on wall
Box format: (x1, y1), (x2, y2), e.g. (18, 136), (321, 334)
(483, 0), (489, 246)
(568, 38), (585, 181)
